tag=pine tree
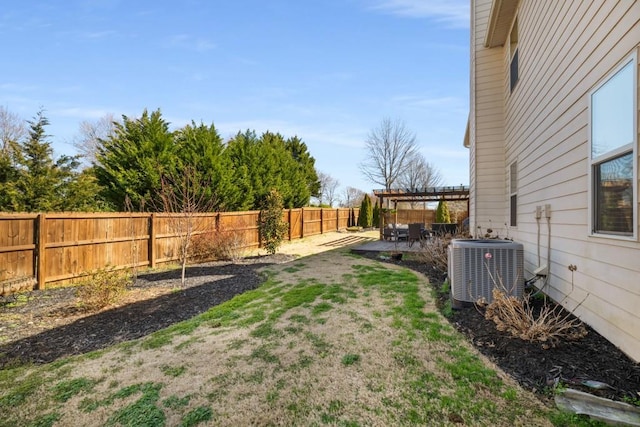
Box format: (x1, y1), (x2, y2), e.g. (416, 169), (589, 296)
(8, 111), (83, 212)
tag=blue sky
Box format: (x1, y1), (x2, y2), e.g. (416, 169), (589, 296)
(2, 0), (470, 196)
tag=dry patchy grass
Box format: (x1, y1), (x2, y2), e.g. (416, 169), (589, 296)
(0, 245), (554, 426)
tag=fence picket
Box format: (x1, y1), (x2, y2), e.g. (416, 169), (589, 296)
(0, 207), (372, 290)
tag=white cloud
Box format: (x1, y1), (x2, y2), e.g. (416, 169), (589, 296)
(392, 95), (464, 110)
(369, 0), (469, 28)
(82, 30), (117, 39)
(165, 34), (216, 52)
(215, 118), (367, 149)
(53, 107), (114, 120)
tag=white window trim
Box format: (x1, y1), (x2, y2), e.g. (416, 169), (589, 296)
(588, 51), (638, 241)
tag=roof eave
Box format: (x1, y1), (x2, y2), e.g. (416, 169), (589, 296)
(484, 0), (520, 48)
(463, 116), (470, 148)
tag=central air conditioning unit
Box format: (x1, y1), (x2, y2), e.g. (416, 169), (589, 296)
(448, 239), (524, 306)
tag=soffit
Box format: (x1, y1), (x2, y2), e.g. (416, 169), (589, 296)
(484, 0), (520, 48)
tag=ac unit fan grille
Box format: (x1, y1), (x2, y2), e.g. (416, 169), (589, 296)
(448, 240), (524, 303)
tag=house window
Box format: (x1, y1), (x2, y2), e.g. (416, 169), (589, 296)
(509, 161), (517, 226)
(590, 54), (637, 236)
(510, 19), (519, 92)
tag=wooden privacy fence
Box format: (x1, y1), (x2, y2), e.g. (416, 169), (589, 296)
(0, 207), (359, 293)
(383, 209), (437, 226)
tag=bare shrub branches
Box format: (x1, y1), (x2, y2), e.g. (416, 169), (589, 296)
(479, 255), (588, 349)
(482, 289), (587, 349)
(189, 228), (246, 262)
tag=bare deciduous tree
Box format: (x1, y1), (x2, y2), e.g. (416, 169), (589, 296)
(72, 113), (117, 165)
(0, 106), (26, 155)
(340, 186), (366, 208)
(316, 171), (340, 207)
(398, 153), (443, 208)
(359, 117), (419, 194)
(158, 166), (214, 287)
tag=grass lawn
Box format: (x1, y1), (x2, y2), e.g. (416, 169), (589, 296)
(0, 247), (573, 426)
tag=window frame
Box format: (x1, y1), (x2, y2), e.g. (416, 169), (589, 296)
(509, 161), (517, 227)
(509, 18), (519, 93)
(588, 51), (638, 240)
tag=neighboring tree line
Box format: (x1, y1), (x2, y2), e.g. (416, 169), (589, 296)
(0, 107), (320, 213)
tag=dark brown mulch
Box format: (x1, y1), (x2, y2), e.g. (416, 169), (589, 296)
(0, 254), (294, 368)
(367, 254), (640, 405)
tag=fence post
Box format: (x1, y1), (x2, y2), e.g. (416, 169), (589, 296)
(36, 213), (46, 290)
(336, 208), (339, 231)
(301, 208), (304, 238)
(149, 213), (156, 268)
(288, 209), (292, 241)
(320, 208), (324, 235)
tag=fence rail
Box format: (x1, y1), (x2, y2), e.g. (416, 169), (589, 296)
(0, 208), (362, 293)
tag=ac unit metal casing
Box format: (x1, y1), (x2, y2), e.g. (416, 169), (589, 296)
(448, 239), (524, 304)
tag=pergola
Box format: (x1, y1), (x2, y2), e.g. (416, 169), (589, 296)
(373, 185), (470, 240)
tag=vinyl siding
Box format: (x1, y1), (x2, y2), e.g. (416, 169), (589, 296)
(470, 0), (640, 360)
(471, 0), (507, 231)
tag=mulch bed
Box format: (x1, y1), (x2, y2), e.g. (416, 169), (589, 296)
(369, 254), (640, 405)
(1, 250), (639, 407)
(0, 254), (294, 368)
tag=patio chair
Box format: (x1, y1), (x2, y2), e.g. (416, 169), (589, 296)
(408, 223), (424, 247)
(383, 226), (394, 241)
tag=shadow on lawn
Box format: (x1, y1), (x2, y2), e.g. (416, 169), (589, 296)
(0, 262), (274, 368)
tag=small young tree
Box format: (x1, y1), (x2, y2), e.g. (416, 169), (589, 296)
(259, 189), (289, 254)
(436, 199), (451, 223)
(358, 194), (373, 228)
(158, 166), (214, 287)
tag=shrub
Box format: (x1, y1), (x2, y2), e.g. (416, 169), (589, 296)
(417, 236), (451, 278)
(189, 229), (246, 262)
(436, 199), (451, 223)
(76, 267), (132, 311)
(259, 189), (289, 255)
(480, 253), (588, 348)
(482, 288), (588, 349)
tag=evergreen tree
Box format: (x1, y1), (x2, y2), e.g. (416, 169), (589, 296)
(95, 109), (177, 210)
(285, 136), (320, 198)
(226, 131), (312, 210)
(0, 148), (19, 210)
(372, 198), (380, 228)
(175, 121), (240, 211)
(436, 199), (451, 223)
(358, 194), (373, 228)
(4, 111), (84, 212)
(62, 167), (112, 211)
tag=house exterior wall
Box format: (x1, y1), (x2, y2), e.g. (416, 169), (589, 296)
(469, 0), (508, 236)
(469, 0), (640, 361)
